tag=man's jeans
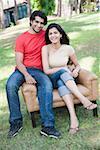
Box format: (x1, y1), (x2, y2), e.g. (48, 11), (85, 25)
(6, 68), (54, 127)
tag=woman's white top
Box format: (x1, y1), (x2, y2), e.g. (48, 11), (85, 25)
(48, 44), (75, 68)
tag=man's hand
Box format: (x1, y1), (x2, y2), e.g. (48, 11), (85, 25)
(25, 74), (37, 84)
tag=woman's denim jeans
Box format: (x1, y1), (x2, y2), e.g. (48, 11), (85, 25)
(49, 69), (74, 97)
(6, 68), (54, 127)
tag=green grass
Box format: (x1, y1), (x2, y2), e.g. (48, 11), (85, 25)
(0, 12), (100, 150)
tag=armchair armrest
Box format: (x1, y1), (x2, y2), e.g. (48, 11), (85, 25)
(78, 69), (98, 87)
(77, 69), (98, 100)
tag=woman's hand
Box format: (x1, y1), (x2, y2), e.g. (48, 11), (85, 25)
(25, 74), (37, 84)
(72, 69), (79, 78)
(69, 53), (81, 78)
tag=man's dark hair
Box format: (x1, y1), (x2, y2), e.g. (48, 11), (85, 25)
(30, 10), (47, 26)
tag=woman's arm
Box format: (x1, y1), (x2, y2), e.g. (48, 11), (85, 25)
(42, 46), (63, 75)
(70, 53), (81, 77)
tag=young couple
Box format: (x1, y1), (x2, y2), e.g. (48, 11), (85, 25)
(6, 10), (97, 139)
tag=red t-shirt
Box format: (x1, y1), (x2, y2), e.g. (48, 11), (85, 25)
(15, 30), (45, 70)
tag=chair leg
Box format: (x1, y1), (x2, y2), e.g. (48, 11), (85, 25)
(30, 112), (36, 128)
(92, 101), (98, 117)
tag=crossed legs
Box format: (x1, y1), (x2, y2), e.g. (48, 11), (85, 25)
(60, 72), (97, 110)
(64, 80), (97, 109)
(50, 69), (97, 134)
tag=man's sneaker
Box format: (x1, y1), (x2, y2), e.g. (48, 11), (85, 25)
(7, 122), (23, 138)
(40, 127), (61, 139)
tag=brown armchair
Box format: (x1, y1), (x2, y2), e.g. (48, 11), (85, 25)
(21, 69), (98, 128)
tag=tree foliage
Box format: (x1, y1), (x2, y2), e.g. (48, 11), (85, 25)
(31, 0), (55, 15)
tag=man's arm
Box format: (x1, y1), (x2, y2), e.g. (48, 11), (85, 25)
(15, 52), (36, 84)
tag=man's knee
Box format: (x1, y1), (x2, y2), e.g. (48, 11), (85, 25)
(6, 78), (18, 91)
(41, 78), (53, 91)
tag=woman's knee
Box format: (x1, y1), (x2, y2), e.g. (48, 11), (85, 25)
(60, 72), (74, 83)
(57, 79), (71, 96)
(57, 79), (64, 87)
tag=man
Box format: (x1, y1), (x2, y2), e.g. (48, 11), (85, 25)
(6, 10), (61, 139)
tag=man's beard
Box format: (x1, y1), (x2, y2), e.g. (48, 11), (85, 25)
(32, 27), (41, 33)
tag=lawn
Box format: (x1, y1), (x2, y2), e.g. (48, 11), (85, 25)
(0, 12), (100, 150)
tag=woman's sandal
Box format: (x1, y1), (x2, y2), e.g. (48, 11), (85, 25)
(69, 127), (79, 134)
(84, 103), (97, 110)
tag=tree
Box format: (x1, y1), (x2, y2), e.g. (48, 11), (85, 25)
(60, 0), (73, 17)
(31, 0), (55, 15)
(56, 0), (76, 17)
(61, 0), (84, 17)
(56, 0), (96, 17)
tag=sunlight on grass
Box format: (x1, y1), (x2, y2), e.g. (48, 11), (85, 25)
(79, 56), (96, 71)
(0, 29), (27, 40)
(81, 24), (100, 31)
(4, 45), (12, 50)
(1, 42), (11, 48)
(73, 13), (100, 22)
(0, 91), (7, 107)
(88, 132), (100, 146)
(68, 32), (80, 40)
(0, 66), (14, 80)
(7, 52), (15, 57)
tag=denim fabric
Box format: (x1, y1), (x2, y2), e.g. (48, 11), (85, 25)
(49, 69), (74, 97)
(57, 80), (71, 96)
(6, 68), (54, 127)
(60, 72), (74, 83)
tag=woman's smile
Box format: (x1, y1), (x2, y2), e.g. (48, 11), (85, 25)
(49, 27), (62, 44)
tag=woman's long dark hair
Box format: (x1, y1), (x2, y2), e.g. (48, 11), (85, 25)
(45, 23), (70, 45)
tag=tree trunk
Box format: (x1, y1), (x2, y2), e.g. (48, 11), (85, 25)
(27, 0), (31, 17)
(80, 0), (84, 13)
(14, 0), (17, 24)
(74, 0), (78, 13)
(68, 0), (74, 17)
(0, 0), (5, 29)
(77, 0), (82, 14)
(57, 0), (62, 17)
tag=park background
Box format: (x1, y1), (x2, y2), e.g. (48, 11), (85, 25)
(0, 0), (100, 150)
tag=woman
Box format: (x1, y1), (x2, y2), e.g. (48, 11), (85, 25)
(42, 23), (97, 134)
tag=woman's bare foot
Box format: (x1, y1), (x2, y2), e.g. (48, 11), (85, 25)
(84, 103), (97, 110)
(69, 127), (79, 134)
(69, 118), (79, 134)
